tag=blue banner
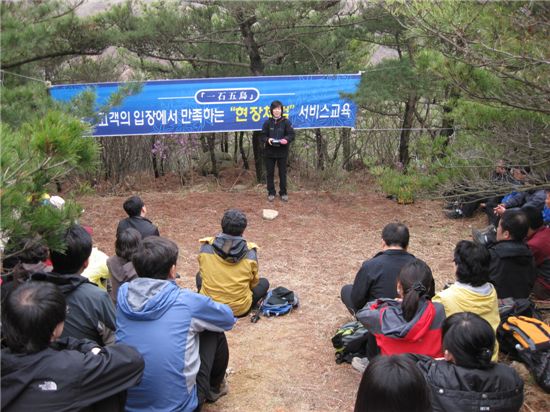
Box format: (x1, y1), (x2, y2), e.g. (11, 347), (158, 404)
(49, 74), (360, 137)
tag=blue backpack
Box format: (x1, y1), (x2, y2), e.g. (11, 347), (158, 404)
(260, 287), (299, 317)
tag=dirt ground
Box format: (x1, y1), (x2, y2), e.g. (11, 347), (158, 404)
(77, 171), (550, 412)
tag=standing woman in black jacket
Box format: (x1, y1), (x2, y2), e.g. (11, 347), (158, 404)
(260, 100), (295, 202)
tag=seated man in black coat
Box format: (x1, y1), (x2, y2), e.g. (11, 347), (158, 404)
(116, 196), (159, 239)
(488, 209), (536, 299)
(341, 223), (415, 314)
(1, 282), (144, 412)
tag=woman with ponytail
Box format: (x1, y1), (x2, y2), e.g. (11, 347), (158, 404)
(413, 312), (524, 411)
(356, 259), (445, 361)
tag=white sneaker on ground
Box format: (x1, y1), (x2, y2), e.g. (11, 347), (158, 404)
(267, 195), (275, 202)
(351, 356), (370, 373)
(281, 195), (288, 202)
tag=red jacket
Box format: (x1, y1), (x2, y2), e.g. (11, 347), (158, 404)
(527, 226), (550, 267)
(356, 298), (445, 358)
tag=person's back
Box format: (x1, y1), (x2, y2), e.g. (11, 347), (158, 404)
(356, 259), (445, 358)
(116, 237), (235, 412)
(341, 223), (415, 314)
(107, 228), (141, 304)
(433, 240), (500, 361)
(197, 209), (269, 317)
(1, 282), (144, 412)
(116, 196), (159, 239)
(524, 204), (550, 299)
(30, 225), (116, 346)
(412, 312), (524, 412)
(488, 210), (536, 298)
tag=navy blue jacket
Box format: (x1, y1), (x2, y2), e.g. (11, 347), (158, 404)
(488, 241), (536, 299)
(117, 216), (159, 239)
(350, 249), (416, 312)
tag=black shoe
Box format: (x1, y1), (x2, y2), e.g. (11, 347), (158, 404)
(445, 209), (465, 219)
(472, 225), (496, 245)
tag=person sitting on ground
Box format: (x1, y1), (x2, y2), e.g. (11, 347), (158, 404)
(30, 225), (116, 346)
(474, 167), (546, 244)
(116, 196), (159, 239)
(1, 282), (144, 412)
(445, 160), (511, 220)
(523, 205), (550, 300)
(492, 167), (546, 220)
(354, 259), (445, 372)
(354, 354), (431, 412)
(116, 236), (235, 412)
(80, 226), (111, 290)
(341, 222), (415, 315)
(107, 228), (141, 305)
(412, 312), (524, 412)
(487, 209), (536, 299)
(197, 209), (269, 317)
(432, 240), (500, 361)
(1, 236), (50, 304)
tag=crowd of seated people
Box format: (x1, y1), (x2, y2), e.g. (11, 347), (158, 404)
(2, 189), (548, 412)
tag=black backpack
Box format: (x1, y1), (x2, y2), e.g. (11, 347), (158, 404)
(331, 321), (370, 364)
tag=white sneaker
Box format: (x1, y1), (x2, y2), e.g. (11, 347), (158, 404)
(351, 356), (370, 373)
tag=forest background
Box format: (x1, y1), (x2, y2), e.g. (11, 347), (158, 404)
(2, 0), (549, 252)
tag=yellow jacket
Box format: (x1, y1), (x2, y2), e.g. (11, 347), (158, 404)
(433, 282), (500, 361)
(198, 235), (259, 316)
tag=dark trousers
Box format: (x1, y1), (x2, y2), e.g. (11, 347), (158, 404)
(340, 284), (356, 315)
(484, 196), (503, 226)
(195, 331), (229, 409)
(265, 156), (288, 196)
(196, 274), (270, 316)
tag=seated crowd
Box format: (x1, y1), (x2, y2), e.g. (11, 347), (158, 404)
(1, 191), (549, 411)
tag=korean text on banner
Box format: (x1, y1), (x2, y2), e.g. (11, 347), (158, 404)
(49, 74), (360, 137)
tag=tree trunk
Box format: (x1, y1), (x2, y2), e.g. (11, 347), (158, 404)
(315, 128), (326, 171)
(233, 132), (239, 163)
(439, 86), (459, 152)
(236, 8), (265, 182)
(151, 138), (160, 179)
(220, 132), (229, 153)
(399, 94), (418, 168)
(239, 131), (249, 170)
(252, 131), (264, 182)
(342, 128), (352, 171)
(200, 135), (209, 152)
(207, 133), (218, 177)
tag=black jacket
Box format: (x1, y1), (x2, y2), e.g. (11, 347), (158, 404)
(350, 249), (416, 312)
(412, 355), (524, 412)
(488, 241), (536, 299)
(1, 337), (144, 412)
(116, 216), (159, 239)
(30, 272), (116, 346)
(260, 117), (295, 158)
